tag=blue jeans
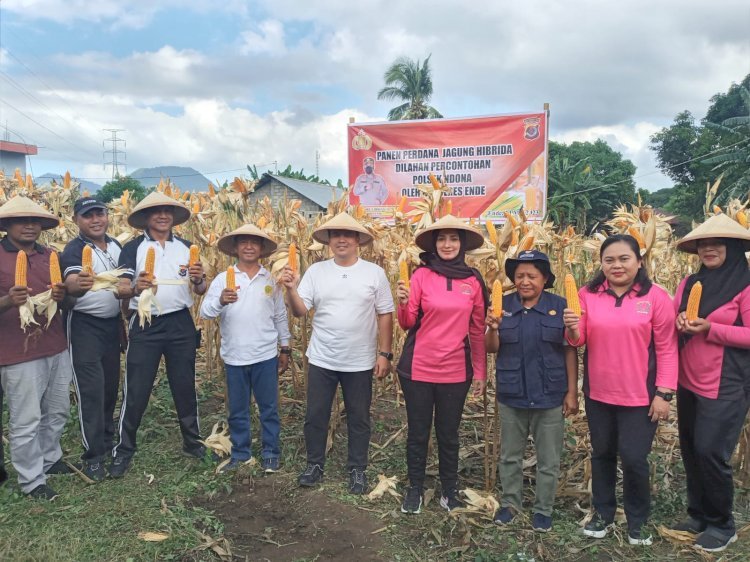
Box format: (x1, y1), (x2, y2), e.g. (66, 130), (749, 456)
(225, 357), (280, 461)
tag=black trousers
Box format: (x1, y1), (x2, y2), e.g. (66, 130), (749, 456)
(68, 311), (121, 462)
(114, 308), (201, 458)
(585, 397), (657, 531)
(400, 375), (471, 492)
(304, 364), (372, 470)
(677, 386), (749, 534)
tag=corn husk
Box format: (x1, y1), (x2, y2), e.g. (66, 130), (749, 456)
(459, 488), (500, 516)
(366, 474), (400, 501)
(29, 290), (57, 329)
(201, 421), (232, 458)
(18, 299), (38, 331)
(136, 288), (161, 328)
(90, 268), (129, 293)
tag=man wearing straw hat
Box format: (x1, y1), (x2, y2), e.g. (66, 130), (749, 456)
(281, 212), (394, 494)
(200, 224), (291, 474)
(110, 192), (206, 478)
(0, 196), (72, 500)
(61, 196), (128, 482)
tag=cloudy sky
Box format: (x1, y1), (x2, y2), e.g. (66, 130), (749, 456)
(1, 0), (748, 189)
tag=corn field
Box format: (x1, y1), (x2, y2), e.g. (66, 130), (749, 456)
(2, 169), (749, 498)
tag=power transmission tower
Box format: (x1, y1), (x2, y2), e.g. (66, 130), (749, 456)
(315, 149), (320, 177)
(103, 129), (126, 179)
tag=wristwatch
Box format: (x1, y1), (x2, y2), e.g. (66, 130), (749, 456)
(378, 351), (394, 361)
(655, 390), (674, 402)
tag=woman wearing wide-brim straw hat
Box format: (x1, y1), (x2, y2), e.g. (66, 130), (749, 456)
(127, 191), (191, 230)
(0, 195), (60, 230)
(669, 214), (750, 553)
(395, 215), (488, 515)
(280, 211), (394, 495)
(201, 223), (291, 474)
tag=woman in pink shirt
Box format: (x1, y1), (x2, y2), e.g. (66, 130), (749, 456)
(563, 234), (678, 546)
(669, 215), (750, 553)
(396, 215), (487, 515)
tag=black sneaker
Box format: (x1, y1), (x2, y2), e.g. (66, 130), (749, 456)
(695, 529), (738, 552)
(671, 516), (706, 534)
(400, 485), (423, 514)
(439, 488), (463, 512)
(27, 483), (59, 501)
(217, 458), (243, 474)
(349, 468), (368, 495)
(182, 445), (207, 459)
(109, 455), (132, 479)
(45, 459), (73, 475)
(493, 506), (517, 525)
(532, 512), (552, 532)
(82, 460), (107, 482)
(261, 457), (280, 474)
(583, 512), (613, 538)
(627, 526), (653, 546)
(298, 463), (324, 487)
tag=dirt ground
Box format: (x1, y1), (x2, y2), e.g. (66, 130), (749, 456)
(204, 471), (388, 562)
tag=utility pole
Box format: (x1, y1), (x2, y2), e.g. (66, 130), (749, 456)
(103, 129), (126, 179)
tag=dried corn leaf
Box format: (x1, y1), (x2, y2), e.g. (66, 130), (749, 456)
(366, 474), (401, 500)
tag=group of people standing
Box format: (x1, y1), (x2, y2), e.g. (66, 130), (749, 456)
(0, 191), (748, 554)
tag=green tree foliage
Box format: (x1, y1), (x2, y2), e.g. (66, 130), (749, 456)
(247, 164), (342, 187)
(650, 74), (750, 220)
(377, 55), (442, 121)
(547, 140), (638, 231)
(96, 175), (148, 203)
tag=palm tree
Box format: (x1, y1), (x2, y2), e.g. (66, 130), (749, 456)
(377, 55), (442, 121)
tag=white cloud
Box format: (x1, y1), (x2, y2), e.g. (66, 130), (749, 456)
(240, 20), (287, 55)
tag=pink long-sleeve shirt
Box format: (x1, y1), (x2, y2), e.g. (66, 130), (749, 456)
(674, 279), (750, 400)
(567, 281), (678, 407)
(397, 267), (486, 383)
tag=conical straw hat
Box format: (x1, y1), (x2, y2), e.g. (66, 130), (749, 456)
(676, 213), (750, 254)
(312, 212), (373, 245)
(217, 224), (278, 257)
(127, 191), (191, 229)
(0, 195), (59, 231)
(414, 214), (485, 252)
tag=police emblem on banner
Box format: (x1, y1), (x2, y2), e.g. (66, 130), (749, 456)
(523, 118), (540, 141)
(352, 129), (373, 151)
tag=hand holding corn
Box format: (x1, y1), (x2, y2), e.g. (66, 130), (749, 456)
(279, 265), (300, 290)
(187, 245), (204, 285)
(396, 280), (409, 305)
(562, 308), (581, 342)
(3, 286), (29, 308)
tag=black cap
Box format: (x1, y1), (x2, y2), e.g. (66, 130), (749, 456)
(505, 250), (556, 288)
(73, 197), (107, 216)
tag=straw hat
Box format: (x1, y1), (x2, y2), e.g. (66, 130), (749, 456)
(0, 195), (59, 231)
(414, 215), (484, 253)
(217, 224), (278, 257)
(127, 192), (191, 229)
(312, 212), (373, 245)
(676, 214), (750, 254)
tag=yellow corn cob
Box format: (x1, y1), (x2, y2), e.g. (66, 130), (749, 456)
(519, 235), (535, 251)
(82, 245), (94, 275)
(14, 169), (24, 189)
(397, 196), (407, 213)
(192, 201), (201, 214)
(63, 170), (71, 189)
(444, 200), (453, 215)
(49, 252), (62, 285)
(82, 190), (90, 197)
(288, 243), (297, 274)
(257, 216), (267, 229)
(226, 266), (236, 291)
(564, 274), (581, 316)
(504, 211), (518, 228)
(486, 220), (497, 245)
(189, 245), (200, 266)
(355, 204), (366, 219)
(491, 280), (503, 318)
(15, 251), (27, 287)
(26, 174), (33, 189)
(144, 247), (156, 280)
(181, 191), (191, 201)
(208, 183), (216, 197)
(164, 185), (172, 197)
(428, 173), (441, 190)
(510, 229), (519, 246)
(628, 226), (646, 250)
(399, 260), (409, 289)
(121, 190), (129, 207)
(566, 225), (575, 237)
(686, 281), (702, 321)
(737, 210), (748, 228)
(713, 205), (722, 215)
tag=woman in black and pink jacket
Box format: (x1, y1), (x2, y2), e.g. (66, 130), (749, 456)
(670, 214), (750, 553)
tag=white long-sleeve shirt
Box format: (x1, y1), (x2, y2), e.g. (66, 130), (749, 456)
(200, 265), (291, 366)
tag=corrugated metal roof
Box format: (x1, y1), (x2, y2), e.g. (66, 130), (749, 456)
(257, 174), (345, 208)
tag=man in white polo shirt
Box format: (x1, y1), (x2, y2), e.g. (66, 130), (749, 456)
(111, 192), (206, 478)
(61, 196), (129, 481)
(200, 224), (291, 474)
(281, 212), (394, 495)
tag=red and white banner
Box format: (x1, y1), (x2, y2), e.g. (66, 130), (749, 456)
(347, 112), (547, 222)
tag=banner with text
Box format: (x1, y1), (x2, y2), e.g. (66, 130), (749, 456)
(347, 112), (547, 222)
